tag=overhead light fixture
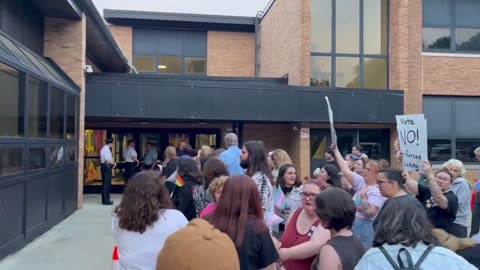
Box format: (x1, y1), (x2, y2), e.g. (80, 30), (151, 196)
(158, 65), (167, 69)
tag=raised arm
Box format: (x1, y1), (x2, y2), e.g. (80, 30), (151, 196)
(403, 170), (419, 196)
(424, 161), (449, 209)
(331, 143), (354, 185)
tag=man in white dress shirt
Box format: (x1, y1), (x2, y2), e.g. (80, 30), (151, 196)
(101, 138), (116, 205)
(124, 139), (139, 184)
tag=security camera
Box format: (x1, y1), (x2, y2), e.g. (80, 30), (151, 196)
(84, 65), (93, 74)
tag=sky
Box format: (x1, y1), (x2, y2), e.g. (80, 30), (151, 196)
(91, 0), (271, 17)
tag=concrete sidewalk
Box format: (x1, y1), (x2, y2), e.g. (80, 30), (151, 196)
(0, 194), (121, 270)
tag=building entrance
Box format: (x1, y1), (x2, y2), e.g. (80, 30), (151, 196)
(83, 128), (221, 192)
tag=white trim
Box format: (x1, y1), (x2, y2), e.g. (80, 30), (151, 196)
(422, 52), (480, 58)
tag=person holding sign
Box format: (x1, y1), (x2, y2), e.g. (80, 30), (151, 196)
(331, 143), (385, 249)
(404, 161), (459, 234)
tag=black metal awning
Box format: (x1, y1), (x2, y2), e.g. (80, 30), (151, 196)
(86, 73), (403, 124)
(0, 30), (79, 94)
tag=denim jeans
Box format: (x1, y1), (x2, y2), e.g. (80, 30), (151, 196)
(352, 218), (374, 249)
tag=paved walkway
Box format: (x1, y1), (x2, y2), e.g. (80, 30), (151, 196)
(0, 194), (121, 270)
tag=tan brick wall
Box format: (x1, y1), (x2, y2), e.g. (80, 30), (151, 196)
(207, 31), (255, 77)
(109, 25), (133, 62)
(44, 16), (87, 209)
(422, 56), (480, 96)
(260, 0), (310, 86)
(390, 0), (423, 114)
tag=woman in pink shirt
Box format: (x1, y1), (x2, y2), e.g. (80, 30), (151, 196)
(200, 176), (228, 218)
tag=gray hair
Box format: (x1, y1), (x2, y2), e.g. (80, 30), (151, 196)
(475, 147), (480, 155)
(373, 199), (438, 247)
(224, 133), (238, 147)
(442, 159), (466, 177)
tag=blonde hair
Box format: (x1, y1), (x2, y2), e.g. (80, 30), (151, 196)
(432, 229), (474, 252)
(271, 149), (292, 169)
(164, 146), (177, 160)
(208, 176), (229, 202)
(200, 145), (212, 158)
(442, 159), (466, 177)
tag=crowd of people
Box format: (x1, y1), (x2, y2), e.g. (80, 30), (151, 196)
(106, 133), (480, 270)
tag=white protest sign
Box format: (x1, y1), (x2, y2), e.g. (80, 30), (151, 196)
(325, 97), (337, 144)
(395, 114), (428, 173)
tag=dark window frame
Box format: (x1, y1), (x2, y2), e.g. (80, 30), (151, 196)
(133, 29), (207, 75)
(310, 0), (390, 89)
(423, 0), (480, 54)
(424, 96), (480, 164)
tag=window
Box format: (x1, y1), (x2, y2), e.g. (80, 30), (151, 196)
(66, 94), (76, 140)
(67, 144), (77, 163)
(29, 147), (46, 170)
(310, 0), (388, 89)
(49, 87), (65, 139)
(50, 145), (64, 166)
(424, 96), (480, 163)
(27, 77), (48, 138)
(0, 146), (24, 176)
(0, 63), (24, 137)
(133, 29), (207, 74)
(423, 0), (480, 53)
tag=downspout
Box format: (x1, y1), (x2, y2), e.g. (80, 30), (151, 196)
(254, 11), (263, 78)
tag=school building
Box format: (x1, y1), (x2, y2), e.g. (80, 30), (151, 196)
(0, 0), (480, 260)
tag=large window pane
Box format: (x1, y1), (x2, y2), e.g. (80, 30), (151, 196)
(428, 139), (451, 162)
(66, 95), (76, 140)
(456, 139), (480, 163)
(336, 0), (359, 54)
(358, 129), (390, 160)
(49, 87), (64, 139)
(67, 144), (77, 163)
(364, 0), (388, 55)
(27, 77), (48, 138)
(311, 0), (332, 53)
(158, 56), (182, 74)
(134, 55), (156, 73)
(185, 57), (206, 74)
(0, 63), (24, 137)
(423, 0), (452, 26)
(29, 147), (46, 170)
(50, 145), (64, 166)
(455, 0), (480, 27)
(336, 57), (360, 88)
(455, 28), (480, 52)
(422, 28), (451, 50)
(0, 146), (23, 176)
(364, 58), (387, 89)
(311, 56), (332, 87)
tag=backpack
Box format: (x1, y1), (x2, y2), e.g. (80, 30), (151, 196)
(378, 245), (435, 270)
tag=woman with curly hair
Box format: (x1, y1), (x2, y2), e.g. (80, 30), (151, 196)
(113, 171), (188, 270)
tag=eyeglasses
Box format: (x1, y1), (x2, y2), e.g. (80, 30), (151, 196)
(436, 176), (451, 182)
(376, 180), (389, 185)
(300, 192), (319, 199)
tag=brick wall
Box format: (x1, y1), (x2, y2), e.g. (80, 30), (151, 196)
(260, 0), (310, 86)
(207, 31), (255, 77)
(44, 16), (87, 208)
(108, 25), (133, 62)
(423, 56), (480, 96)
(390, 0), (423, 114)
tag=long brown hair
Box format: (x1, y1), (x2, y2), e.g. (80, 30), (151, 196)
(209, 175), (268, 250)
(114, 171), (172, 233)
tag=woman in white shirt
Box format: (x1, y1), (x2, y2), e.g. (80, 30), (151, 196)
(113, 171), (188, 270)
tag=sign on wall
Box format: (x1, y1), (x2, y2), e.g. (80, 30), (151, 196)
(300, 128), (310, 139)
(395, 114), (428, 173)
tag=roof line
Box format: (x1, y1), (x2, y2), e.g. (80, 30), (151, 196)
(75, 0), (131, 73)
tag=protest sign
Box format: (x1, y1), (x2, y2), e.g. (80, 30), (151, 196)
(395, 114), (428, 173)
(325, 97), (337, 144)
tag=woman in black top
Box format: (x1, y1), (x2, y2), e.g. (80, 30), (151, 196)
(405, 162), (459, 234)
(313, 188), (365, 270)
(209, 175), (279, 270)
